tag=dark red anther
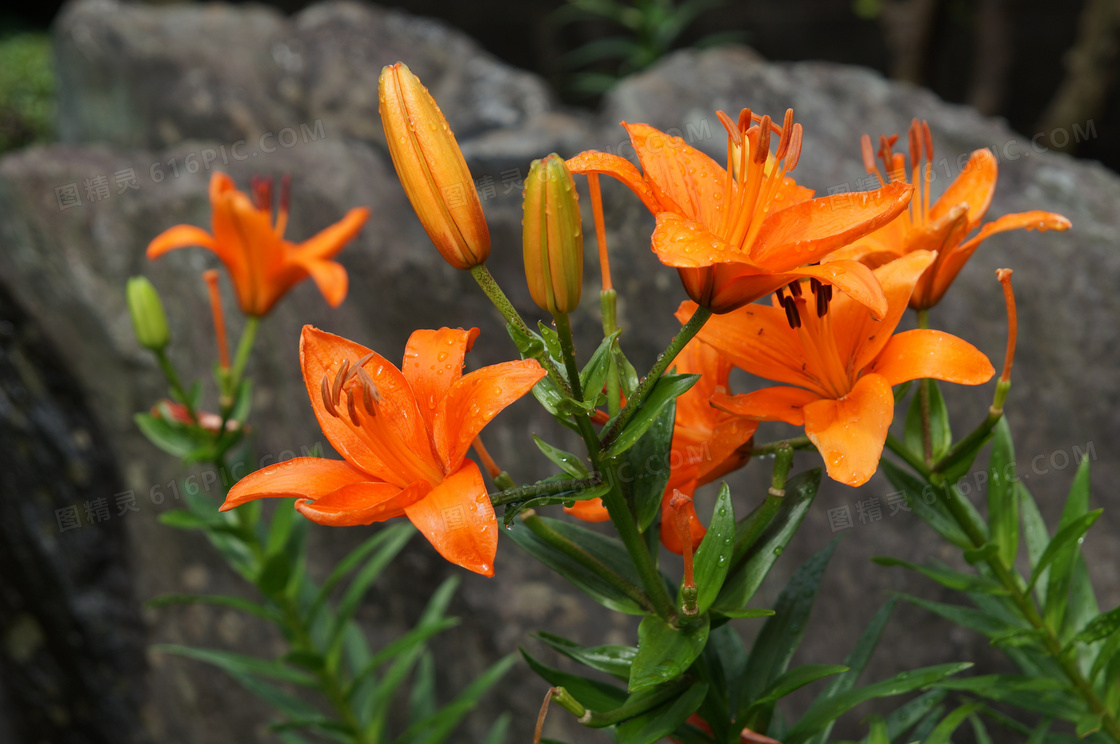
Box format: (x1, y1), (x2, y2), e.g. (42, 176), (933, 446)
(775, 286), (786, 304)
(908, 119), (922, 170)
(787, 280), (802, 297)
(754, 116), (772, 164)
(251, 175), (273, 212)
(782, 296), (802, 329)
(816, 286), (829, 317)
(922, 120), (934, 161)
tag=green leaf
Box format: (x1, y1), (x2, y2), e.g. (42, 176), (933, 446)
(932, 675), (1083, 722)
(615, 681), (709, 744)
(1044, 456), (1091, 631)
(988, 418), (1019, 569)
(783, 663), (972, 744)
(865, 715), (889, 744)
(684, 484), (734, 615)
(714, 469), (819, 612)
(904, 379), (951, 461)
(403, 653), (518, 744)
(533, 436), (590, 477)
(743, 664), (849, 719)
(153, 644), (317, 687)
(157, 509), (238, 533)
(962, 542), (999, 564)
(580, 330), (621, 405)
(630, 614), (710, 692)
(881, 459), (971, 549)
(265, 498), (298, 556)
(1070, 605), (1120, 645)
(1077, 713), (1104, 738)
(258, 549), (298, 596)
(969, 713), (994, 744)
(1018, 482), (1050, 605)
(713, 608), (775, 620)
(803, 599), (899, 744)
(626, 399), (675, 532)
(604, 374), (699, 458)
(871, 557), (1008, 594)
(520, 647), (628, 711)
(307, 523), (414, 625)
(895, 593), (1022, 639)
(923, 702), (983, 744)
(1026, 510), (1101, 592)
(145, 593), (282, 623)
(534, 632), (636, 680)
(507, 516), (646, 614)
(873, 690), (948, 743)
(134, 412), (203, 459)
(741, 540), (838, 716)
(482, 713), (511, 744)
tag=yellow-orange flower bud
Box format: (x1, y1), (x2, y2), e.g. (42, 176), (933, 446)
(378, 62), (490, 269)
(522, 154), (583, 315)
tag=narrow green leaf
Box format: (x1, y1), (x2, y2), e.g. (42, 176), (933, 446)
(686, 484), (734, 614)
(783, 663), (972, 744)
(1026, 510), (1101, 592)
(265, 498), (298, 556)
(1077, 713), (1104, 738)
(924, 702), (983, 744)
(1018, 482), (1050, 605)
(714, 469), (819, 612)
(1044, 456), (1091, 630)
(895, 593), (1022, 639)
(482, 713), (511, 744)
(257, 550), (297, 596)
(520, 647), (628, 711)
(307, 524), (414, 625)
(988, 418), (1019, 569)
(1026, 719), (1052, 744)
(630, 614), (709, 692)
(713, 608), (775, 620)
(875, 690), (948, 743)
(134, 412), (202, 459)
(865, 715), (889, 744)
(743, 664), (849, 719)
(627, 399), (675, 532)
(153, 644), (317, 686)
(405, 654), (518, 744)
(506, 516), (646, 614)
(872, 557), (1007, 594)
(534, 436), (590, 477)
(580, 330), (621, 404)
(604, 374), (699, 458)
(741, 539), (838, 712)
(146, 593), (282, 623)
(616, 681), (708, 744)
(534, 632), (636, 680)
(881, 459), (971, 549)
(932, 675), (1083, 722)
(1071, 605), (1120, 645)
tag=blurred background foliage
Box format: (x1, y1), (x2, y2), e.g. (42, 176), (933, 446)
(1, 0), (1116, 167)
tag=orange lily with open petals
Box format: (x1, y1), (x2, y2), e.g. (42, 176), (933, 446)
(221, 326), (545, 575)
(827, 120), (1070, 309)
(567, 110), (913, 314)
(565, 338), (757, 554)
(684, 250), (994, 487)
(148, 172), (370, 316)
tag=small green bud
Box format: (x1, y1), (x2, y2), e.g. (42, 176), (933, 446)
(127, 276), (170, 351)
(522, 154), (583, 315)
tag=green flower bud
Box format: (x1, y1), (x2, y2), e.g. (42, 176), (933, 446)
(522, 154), (583, 315)
(127, 276), (170, 351)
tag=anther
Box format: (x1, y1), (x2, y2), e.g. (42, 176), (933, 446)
(922, 120), (933, 161)
(782, 296), (802, 329)
(816, 286), (829, 317)
(345, 388), (361, 427)
(355, 352), (376, 370)
(808, 277), (821, 296)
(754, 116), (772, 163)
(775, 286), (786, 304)
(775, 109), (794, 160)
(356, 367), (381, 415)
(251, 175), (273, 212)
(787, 280), (802, 297)
(332, 359), (351, 403)
(785, 123), (803, 171)
(321, 375), (338, 417)
(908, 119), (922, 170)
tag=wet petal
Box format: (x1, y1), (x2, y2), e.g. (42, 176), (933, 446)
(802, 373), (894, 487)
(651, 213), (759, 269)
(565, 498), (611, 522)
(865, 329), (994, 386)
(623, 122), (728, 230)
(566, 150), (661, 215)
(221, 457), (373, 510)
(710, 387), (820, 426)
(296, 479), (430, 527)
(402, 327), (481, 434)
(405, 460), (497, 576)
(928, 148), (997, 228)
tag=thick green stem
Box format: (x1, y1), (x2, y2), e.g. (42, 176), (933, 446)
(230, 316), (260, 394)
(520, 510), (654, 614)
(470, 264), (571, 396)
(553, 312), (584, 403)
(601, 305), (712, 449)
(931, 407), (1004, 478)
(489, 476), (602, 507)
(885, 433), (932, 480)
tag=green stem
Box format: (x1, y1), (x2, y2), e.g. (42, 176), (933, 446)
(727, 446), (794, 566)
(230, 316), (260, 393)
(470, 264), (571, 396)
(601, 290), (622, 418)
(600, 305), (712, 449)
(553, 312), (585, 403)
(520, 510), (655, 614)
(156, 349), (198, 423)
(489, 476), (602, 507)
(751, 436), (813, 457)
(931, 407), (1004, 478)
(885, 433), (932, 480)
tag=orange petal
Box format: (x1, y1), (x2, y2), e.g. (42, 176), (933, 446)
(433, 359), (546, 472)
(776, 260), (887, 320)
(404, 460), (497, 576)
(564, 498), (611, 522)
(299, 326), (440, 484)
(865, 329), (994, 386)
(296, 207), (371, 262)
(651, 213), (761, 269)
(566, 150), (661, 215)
(928, 148), (997, 228)
(710, 387), (819, 426)
(695, 416), (758, 485)
(623, 122), (727, 230)
(402, 327), (481, 434)
(221, 457), (372, 510)
(750, 181), (913, 270)
(288, 256), (348, 308)
(772, 177), (815, 209)
(671, 338), (732, 432)
(659, 478), (705, 556)
(827, 250), (936, 370)
(147, 224), (217, 258)
(802, 373), (894, 487)
(681, 300), (824, 394)
(296, 479), (430, 527)
(924, 210), (1071, 308)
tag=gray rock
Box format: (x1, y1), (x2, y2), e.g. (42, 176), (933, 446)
(3, 3), (1118, 742)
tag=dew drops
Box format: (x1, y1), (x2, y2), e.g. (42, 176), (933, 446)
(437, 351), (449, 362)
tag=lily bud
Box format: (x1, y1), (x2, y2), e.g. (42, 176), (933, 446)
(126, 276), (170, 351)
(522, 154), (583, 315)
(378, 62), (490, 269)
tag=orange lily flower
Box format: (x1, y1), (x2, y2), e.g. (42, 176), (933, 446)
(566, 109), (913, 314)
(148, 173), (370, 316)
(221, 326), (545, 576)
(828, 119), (1071, 309)
(565, 337), (757, 554)
(685, 251), (994, 487)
